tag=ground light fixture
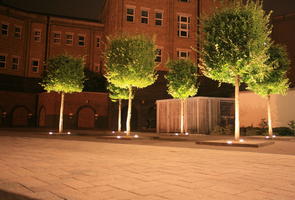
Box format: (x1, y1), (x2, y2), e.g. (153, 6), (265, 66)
(134, 134), (139, 138)
(239, 139), (245, 142)
(117, 136), (121, 139)
(185, 132), (189, 135)
(265, 136), (270, 139)
(49, 132), (53, 135)
(112, 131), (115, 134)
(67, 132), (71, 135)
(175, 133), (179, 136)
(272, 135), (276, 138)
(227, 141), (233, 144)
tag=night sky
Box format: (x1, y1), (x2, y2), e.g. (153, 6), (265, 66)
(1, 0), (295, 21)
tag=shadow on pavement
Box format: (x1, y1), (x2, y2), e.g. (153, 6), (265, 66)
(0, 189), (39, 200)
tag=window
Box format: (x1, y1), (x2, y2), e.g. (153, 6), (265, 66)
(179, 0), (190, 2)
(155, 11), (163, 26)
(78, 35), (85, 46)
(141, 10), (149, 24)
(65, 33), (73, 45)
(94, 64), (101, 73)
(126, 7), (135, 22)
(177, 15), (190, 38)
(155, 48), (162, 63)
(0, 55), (6, 68)
(14, 26), (21, 38)
(177, 50), (190, 59)
(12, 57), (19, 70)
(1, 23), (8, 36)
(96, 36), (100, 48)
(31, 59), (39, 73)
(33, 29), (41, 41)
(53, 32), (61, 44)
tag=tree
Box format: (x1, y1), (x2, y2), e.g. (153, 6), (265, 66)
(105, 35), (157, 135)
(201, 0), (272, 140)
(166, 59), (198, 134)
(83, 68), (107, 92)
(247, 44), (290, 136)
(107, 83), (130, 132)
(41, 54), (85, 133)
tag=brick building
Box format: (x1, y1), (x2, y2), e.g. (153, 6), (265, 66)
(0, 0), (294, 130)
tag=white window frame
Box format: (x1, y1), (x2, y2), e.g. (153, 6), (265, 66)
(14, 25), (22, 39)
(11, 56), (20, 70)
(1, 22), (9, 36)
(177, 14), (191, 38)
(177, 49), (190, 59)
(53, 31), (61, 44)
(31, 59), (40, 73)
(155, 10), (163, 26)
(78, 34), (85, 47)
(141, 9), (149, 24)
(33, 29), (41, 42)
(0, 54), (7, 68)
(126, 6), (136, 22)
(65, 32), (74, 46)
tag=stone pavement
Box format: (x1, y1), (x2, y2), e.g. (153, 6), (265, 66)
(0, 135), (295, 200)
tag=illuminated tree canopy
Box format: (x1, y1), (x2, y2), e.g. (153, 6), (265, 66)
(166, 59), (198, 99)
(41, 54), (85, 93)
(107, 83), (130, 102)
(247, 44), (290, 97)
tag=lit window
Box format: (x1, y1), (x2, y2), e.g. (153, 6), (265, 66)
(0, 55), (6, 68)
(96, 37), (100, 48)
(12, 57), (19, 70)
(141, 10), (149, 24)
(155, 11), (163, 26)
(126, 7), (135, 22)
(78, 35), (85, 46)
(32, 60), (39, 73)
(177, 50), (190, 59)
(33, 29), (41, 41)
(177, 15), (190, 38)
(53, 32), (61, 44)
(155, 48), (162, 63)
(65, 33), (73, 45)
(1, 23), (8, 36)
(14, 26), (21, 38)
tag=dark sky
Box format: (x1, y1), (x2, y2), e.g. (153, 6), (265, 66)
(1, 0), (295, 20)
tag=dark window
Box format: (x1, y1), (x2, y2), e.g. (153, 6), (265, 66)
(127, 8), (135, 22)
(53, 32), (61, 44)
(78, 35), (85, 46)
(155, 49), (162, 62)
(65, 34), (73, 45)
(155, 12), (163, 26)
(141, 10), (149, 24)
(0, 55), (6, 68)
(34, 30), (41, 41)
(14, 26), (21, 38)
(12, 57), (19, 70)
(1, 24), (8, 36)
(96, 37), (100, 47)
(32, 60), (39, 72)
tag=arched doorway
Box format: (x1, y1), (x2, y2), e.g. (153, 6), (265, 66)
(77, 106), (95, 129)
(39, 107), (46, 127)
(11, 106), (29, 127)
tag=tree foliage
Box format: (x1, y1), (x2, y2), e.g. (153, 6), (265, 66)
(107, 83), (130, 102)
(201, 0), (272, 84)
(41, 54), (85, 93)
(105, 35), (157, 89)
(166, 59), (198, 99)
(247, 44), (290, 96)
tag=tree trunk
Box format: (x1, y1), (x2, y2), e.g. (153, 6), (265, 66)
(126, 86), (132, 135)
(267, 95), (273, 136)
(58, 92), (65, 134)
(180, 99), (184, 134)
(234, 77), (240, 140)
(118, 99), (122, 132)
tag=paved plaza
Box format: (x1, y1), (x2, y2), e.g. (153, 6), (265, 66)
(0, 132), (295, 200)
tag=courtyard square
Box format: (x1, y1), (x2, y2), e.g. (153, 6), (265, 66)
(0, 132), (295, 200)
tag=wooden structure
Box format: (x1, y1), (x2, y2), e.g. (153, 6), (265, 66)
(156, 97), (234, 134)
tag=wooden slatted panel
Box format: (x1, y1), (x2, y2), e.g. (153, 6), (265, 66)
(198, 99), (209, 134)
(168, 100), (181, 132)
(209, 99), (220, 132)
(186, 98), (198, 133)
